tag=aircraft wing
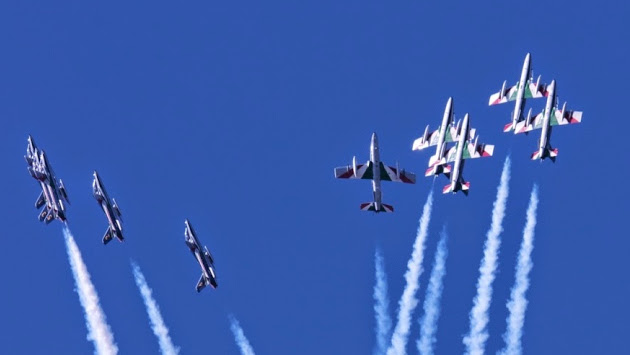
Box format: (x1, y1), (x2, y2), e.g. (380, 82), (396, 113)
(334, 161), (373, 180)
(444, 141), (494, 162)
(412, 128), (440, 151)
(379, 163), (416, 184)
(463, 142), (495, 159)
(489, 83), (519, 106)
(515, 106), (582, 134)
(524, 81), (548, 99)
(551, 107), (583, 126)
(514, 111), (544, 134)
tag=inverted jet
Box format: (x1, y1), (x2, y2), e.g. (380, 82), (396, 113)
(438, 114), (494, 195)
(184, 219), (218, 292)
(489, 53), (549, 132)
(334, 132), (416, 213)
(25, 136), (70, 224)
(513, 80), (582, 161)
(412, 97), (473, 177)
(92, 171), (124, 244)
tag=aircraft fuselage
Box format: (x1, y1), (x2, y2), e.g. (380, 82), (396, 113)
(369, 133), (382, 211)
(537, 80), (556, 157)
(512, 53), (532, 130)
(433, 97), (454, 165)
(449, 113), (469, 189)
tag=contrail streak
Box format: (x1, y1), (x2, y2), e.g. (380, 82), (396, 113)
(374, 248), (392, 355)
(229, 315), (255, 355)
(417, 228), (449, 355)
(463, 157), (511, 355)
(387, 191), (434, 355)
(63, 226), (118, 355)
(499, 185), (539, 355)
(131, 261), (179, 355)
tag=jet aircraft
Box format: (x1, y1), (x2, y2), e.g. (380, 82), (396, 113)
(513, 80), (582, 161)
(334, 133), (416, 213)
(412, 97), (473, 177)
(92, 171), (124, 244)
(438, 114), (494, 195)
(25, 136), (70, 224)
(488, 53), (549, 132)
(184, 219), (218, 292)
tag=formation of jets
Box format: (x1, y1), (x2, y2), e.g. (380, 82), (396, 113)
(24, 53), (580, 287)
(25, 138), (219, 293)
(335, 53), (583, 207)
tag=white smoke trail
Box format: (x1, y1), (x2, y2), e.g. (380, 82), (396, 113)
(374, 248), (392, 355)
(229, 315), (256, 355)
(387, 191), (434, 355)
(63, 226), (118, 355)
(417, 228), (449, 355)
(463, 157), (511, 355)
(499, 185), (539, 355)
(131, 261), (179, 355)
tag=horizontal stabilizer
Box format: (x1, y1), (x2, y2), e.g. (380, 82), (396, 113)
(425, 164), (451, 177)
(35, 192), (45, 209)
(531, 147), (558, 162)
(359, 202), (394, 213)
(442, 181), (470, 195)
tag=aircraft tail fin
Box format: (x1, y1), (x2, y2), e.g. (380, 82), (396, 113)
(360, 202), (394, 213)
(196, 274), (208, 292)
(102, 227), (113, 245)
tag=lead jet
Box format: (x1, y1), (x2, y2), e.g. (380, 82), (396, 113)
(334, 132), (416, 213)
(184, 219), (218, 292)
(488, 53), (549, 132)
(438, 114), (494, 195)
(513, 80), (582, 161)
(25, 136), (70, 224)
(92, 171), (124, 244)
(412, 97), (472, 177)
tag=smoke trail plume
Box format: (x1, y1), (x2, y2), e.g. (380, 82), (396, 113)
(63, 226), (118, 355)
(229, 315), (256, 355)
(463, 157), (511, 355)
(417, 228), (449, 355)
(387, 191), (434, 355)
(499, 185), (539, 355)
(131, 261), (179, 355)
(374, 248), (392, 355)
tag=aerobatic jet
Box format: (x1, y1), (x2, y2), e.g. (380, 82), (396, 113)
(513, 80), (582, 161)
(184, 219), (218, 292)
(412, 97), (471, 177)
(25, 136), (70, 224)
(334, 132), (416, 213)
(438, 114), (494, 195)
(488, 53), (549, 132)
(92, 171), (124, 244)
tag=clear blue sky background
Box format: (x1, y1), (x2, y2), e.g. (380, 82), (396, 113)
(1, 1), (628, 354)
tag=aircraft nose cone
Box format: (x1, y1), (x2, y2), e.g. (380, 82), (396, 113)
(371, 132), (378, 144)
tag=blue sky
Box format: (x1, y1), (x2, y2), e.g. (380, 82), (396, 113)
(1, 1), (628, 354)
